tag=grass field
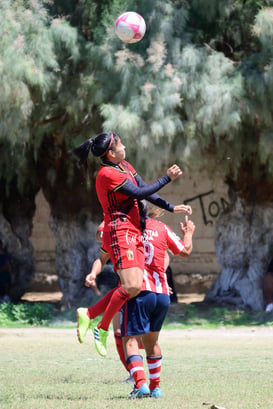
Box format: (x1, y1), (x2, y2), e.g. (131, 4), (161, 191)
(0, 326), (273, 409)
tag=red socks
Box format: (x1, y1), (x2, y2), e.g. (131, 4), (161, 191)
(147, 355), (162, 391)
(87, 287), (116, 319)
(98, 287), (130, 331)
(114, 333), (128, 372)
(127, 355), (146, 389)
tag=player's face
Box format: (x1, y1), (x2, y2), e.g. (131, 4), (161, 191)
(111, 138), (126, 162)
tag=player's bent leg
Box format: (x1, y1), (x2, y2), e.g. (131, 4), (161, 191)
(118, 267), (143, 298)
(96, 266), (143, 338)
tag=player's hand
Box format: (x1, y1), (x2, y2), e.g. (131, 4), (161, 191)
(173, 204), (192, 215)
(85, 273), (101, 296)
(167, 164), (182, 181)
(180, 215), (195, 235)
(85, 272), (96, 287)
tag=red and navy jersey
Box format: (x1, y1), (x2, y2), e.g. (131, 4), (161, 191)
(142, 218), (185, 294)
(96, 160), (140, 230)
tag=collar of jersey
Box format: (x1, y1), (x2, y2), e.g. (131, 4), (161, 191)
(102, 159), (125, 172)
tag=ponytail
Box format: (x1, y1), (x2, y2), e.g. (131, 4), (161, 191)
(73, 138), (93, 167)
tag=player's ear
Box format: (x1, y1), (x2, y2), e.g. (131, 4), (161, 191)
(106, 149), (115, 160)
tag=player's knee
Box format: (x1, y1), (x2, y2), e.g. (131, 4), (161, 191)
(126, 285), (141, 298)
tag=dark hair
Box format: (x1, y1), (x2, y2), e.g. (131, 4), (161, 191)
(73, 132), (119, 168)
(138, 200), (148, 232)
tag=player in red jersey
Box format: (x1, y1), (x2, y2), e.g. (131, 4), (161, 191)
(74, 132), (192, 356)
(121, 208), (195, 398)
(77, 219), (130, 375)
(77, 206), (195, 399)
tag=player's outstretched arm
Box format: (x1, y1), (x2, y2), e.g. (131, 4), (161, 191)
(178, 216), (196, 257)
(118, 164), (182, 203)
(166, 164), (182, 181)
(85, 252), (110, 295)
(173, 204), (192, 215)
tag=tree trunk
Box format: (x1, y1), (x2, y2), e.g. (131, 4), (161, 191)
(0, 179), (39, 302)
(35, 137), (106, 308)
(205, 199), (273, 310)
(49, 213), (102, 308)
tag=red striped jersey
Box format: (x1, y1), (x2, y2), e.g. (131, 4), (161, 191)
(142, 218), (185, 294)
(95, 160), (140, 230)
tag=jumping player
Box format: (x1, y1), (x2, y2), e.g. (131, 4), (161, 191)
(77, 207), (195, 398)
(74, 132), (191, 356)
(77, 220), (129, 375)
(121, 208), (195, 399)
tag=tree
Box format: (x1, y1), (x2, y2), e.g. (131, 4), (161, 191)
(1, 0), (273, 309)
(95, 0), (273, 310)
(0, 0), (104, 304)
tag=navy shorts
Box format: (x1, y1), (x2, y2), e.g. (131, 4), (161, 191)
(120, 291), (170, 336)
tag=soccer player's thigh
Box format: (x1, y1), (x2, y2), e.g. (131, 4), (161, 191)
(116, 231), (144, 291)
(104, 227), (144, 289)
(150, 293), (170, 332)
(121, 291), (157, 336)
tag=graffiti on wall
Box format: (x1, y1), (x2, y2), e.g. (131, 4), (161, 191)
(184, 190), (229, 225)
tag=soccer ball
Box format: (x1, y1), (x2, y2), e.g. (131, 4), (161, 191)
(115, 11), (146, 44)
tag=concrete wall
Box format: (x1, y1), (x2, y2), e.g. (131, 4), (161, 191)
(154, 170), (229, 293)
(29, 171), (228, 294)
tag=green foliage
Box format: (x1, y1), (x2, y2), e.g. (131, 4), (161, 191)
(0, 0), (59, 142)
(0, 0), (83, 191)
(179, 46), (243, 144)
(0, 302), (53, 326)
(1, 301), (273, 329)
(165, 303), (273, 328)
(1, 0), (273, 190)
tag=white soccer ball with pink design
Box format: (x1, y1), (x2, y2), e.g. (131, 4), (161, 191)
(115, 11), (146, 44)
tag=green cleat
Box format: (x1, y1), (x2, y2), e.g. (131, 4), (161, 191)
(93, 326), (108, 357)
(77, 308), (92, 343)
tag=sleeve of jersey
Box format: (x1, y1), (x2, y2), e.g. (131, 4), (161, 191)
(118, 173), (172, 201)
(164, 224), (185, 255)
(134, 174), (174, 212)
